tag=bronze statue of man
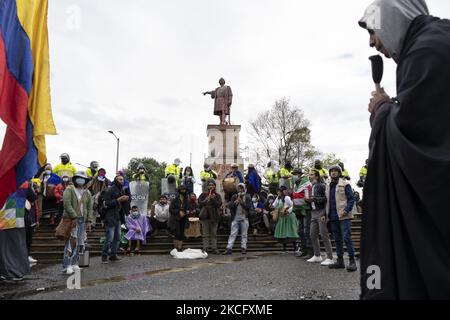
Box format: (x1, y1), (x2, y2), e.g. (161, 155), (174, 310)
(203, 78), (233, 125)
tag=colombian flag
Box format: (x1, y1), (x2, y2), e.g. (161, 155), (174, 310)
(0, 0), (56, 209)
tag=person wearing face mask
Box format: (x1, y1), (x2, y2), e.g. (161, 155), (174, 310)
(61, 172), (94, 275)
(39, 164), (62, 226)
(86, 161), (100, 178)
(181, 166), (196, 195)
(132, 163), (149, 182)
(101, 175), (129, 263)
(273, 186), (299, 253)
(263, 194), (276, 235)
(249, 194), (265, 236)
(223, 183), (252, 255)
(198, 180), (223, 254)
(125, 206), (150, 255)
(53, 153), (77, 178)
(87, 168), (111, 222)
(292, 168), (313, 259)
(54, 175), (71, 226)
(168, 184), (192, 252)
(149, 195), (170, 236)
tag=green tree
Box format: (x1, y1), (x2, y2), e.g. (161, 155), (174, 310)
(312, 153), (343, 170)
(125, 157), (167, 204)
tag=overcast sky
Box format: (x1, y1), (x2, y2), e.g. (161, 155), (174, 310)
(1, 0), (450, 190)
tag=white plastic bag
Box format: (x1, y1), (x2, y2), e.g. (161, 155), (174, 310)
(170, 248), (208, 260)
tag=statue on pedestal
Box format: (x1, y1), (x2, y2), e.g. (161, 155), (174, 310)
(203, 78), (233, 125)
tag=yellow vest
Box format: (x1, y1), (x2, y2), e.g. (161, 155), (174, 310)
(86, 168), (98, 178)
(318, 168), (328, 178)
(342, 169), (350, 179)
(200, 170), (216, 181)
(265, 168), (279, 184)
(53, 163), (77, 177)
(359, 167), (368, 178)
(279, 167), (292, 179)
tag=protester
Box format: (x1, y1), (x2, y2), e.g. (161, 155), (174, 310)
(0, 182), (34, 281)
(54, 175), (71, 225)
(291, 168), (313, 259)
(200, 163), (218, 193)
(306, 169), (333, 266)
(39, 164), (62, 225)
(326, 166), (356, 272)
(61, 171), (94, 275)
(149, 195), (170, 236)
(263, 194), (276, 235)
(249, 193), (265, 236)
(223, 164), (244, 201)
(125, 205), (150, 255)
(86, 161), (100, 178)
(198, 179), (223, 254)
(273, 186), (299, 253)
(246, 164), (261, 196)
(168, 184), (191, 252)
(26, 180), (40, 266)
(102, 175), (129, 264)
(117, 169), (132, 226)
(185, 193), (201, 238)
(181, 166), (196, 195)
(53, 153), (77, 178)
(224, 183), (252, 255)
(87, 168), (111, 195)
(358, 0), (450, 298)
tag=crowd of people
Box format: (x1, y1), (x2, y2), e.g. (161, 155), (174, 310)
(0, 152), (368, 281)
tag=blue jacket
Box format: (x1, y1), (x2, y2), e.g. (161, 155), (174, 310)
(247, 171), (261, 194)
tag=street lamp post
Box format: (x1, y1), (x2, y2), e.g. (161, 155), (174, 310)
(108, 131), (120, 173)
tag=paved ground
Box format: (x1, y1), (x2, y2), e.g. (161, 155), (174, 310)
(0, 252), (360, 300)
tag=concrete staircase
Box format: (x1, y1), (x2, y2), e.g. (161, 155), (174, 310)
(31, 213), (362, 265)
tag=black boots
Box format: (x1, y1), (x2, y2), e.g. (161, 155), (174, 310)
(329, 256), (345, 269)
(346, 256), (357, 272)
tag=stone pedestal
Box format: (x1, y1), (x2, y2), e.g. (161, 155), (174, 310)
(205, 125), (245, 197)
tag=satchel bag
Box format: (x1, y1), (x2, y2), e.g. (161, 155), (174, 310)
(55, 217), (76, 241)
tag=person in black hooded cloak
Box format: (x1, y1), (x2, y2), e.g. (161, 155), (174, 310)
(358, 0), (450, 299)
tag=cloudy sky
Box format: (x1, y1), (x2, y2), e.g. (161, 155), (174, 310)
(1, 0), (450, 190)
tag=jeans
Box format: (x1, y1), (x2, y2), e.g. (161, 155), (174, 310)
(296, 209), (312, 250)
(201, 220), (219, 251)
(63, 217), (86, 269)
(226, 219), (249, 250)
(330, 219), (355, 258)
(102, 221), (121, 257)
(310, 209), (333, 259)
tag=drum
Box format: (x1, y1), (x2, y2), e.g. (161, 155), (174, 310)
(223, 177), (238, 193)
(185, 218), (201, 238)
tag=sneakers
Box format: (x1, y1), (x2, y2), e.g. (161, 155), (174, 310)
(307, 256), (323, 263)
(109, 255), (122, 262)
(328, 257), (345, 269)
(223, 249), (233, 255)
(101, 255), (109, 264)
(28, 256), (37, 264)
(346, 257), (358, 272)
(66, 266), (74, 275)
(72, 265), (80, 271)
(320, 258), (334, 266)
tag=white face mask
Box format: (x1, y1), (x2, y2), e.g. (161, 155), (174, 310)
(45, 170), (52, 175)
(75, 178), (86, 187)
(98, 176), (106, 182)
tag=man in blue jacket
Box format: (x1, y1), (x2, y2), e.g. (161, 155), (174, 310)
(326, 165), (356, 272)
